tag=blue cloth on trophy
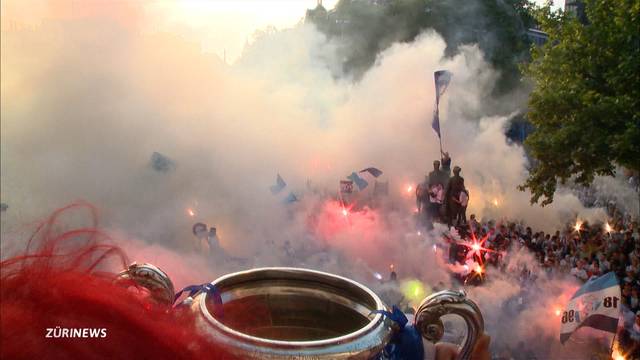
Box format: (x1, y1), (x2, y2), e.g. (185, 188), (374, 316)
(371, 306), (424, 360)
(359, 167), (383, 178)
(347, 172), (368, 191)
(270, 174), (287, 194)
(174, 283), (223, 317)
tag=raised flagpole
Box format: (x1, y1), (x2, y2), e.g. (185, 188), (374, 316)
(432, 70), (452, 156)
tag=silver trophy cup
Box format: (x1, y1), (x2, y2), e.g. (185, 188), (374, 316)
(184, 267), (484, 360)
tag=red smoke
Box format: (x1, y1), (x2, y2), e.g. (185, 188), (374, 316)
(311, 200), (395, 262)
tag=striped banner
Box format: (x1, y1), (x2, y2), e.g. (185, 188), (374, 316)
(560, 272), (620, 344)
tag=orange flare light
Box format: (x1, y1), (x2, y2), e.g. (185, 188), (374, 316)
(187, 208), (195, 217)
(612, 347), (626, 360)
(574, 221), (582, 232)
(406, 185), (413, 193)
(554, 308), (562, 317)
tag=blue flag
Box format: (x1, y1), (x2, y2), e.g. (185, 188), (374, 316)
(359, 167), (383, 178)
(283, 192), (298, 203)
(150, 152), (175, 173)
(347, 172), (368, 191)
(434, 70), (452, 104)
(270, 174), (287, 195)
(559, 272), (620, 344)
(432, 70), (452, 139)
(432, 109), (441, 138)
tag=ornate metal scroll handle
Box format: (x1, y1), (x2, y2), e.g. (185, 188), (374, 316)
(114, 262), (176, 306)
(414, 290), (484, 360)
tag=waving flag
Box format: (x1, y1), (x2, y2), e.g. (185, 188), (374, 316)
(432, 110), (441, 138)
(434, 70), (452, 104)
(359, 167), (383, 178)
(347, 172), (369, 191)
(283, 192), (298, 203)
(270, 174), (287, 195)
(150, 152), (175, 173)
(432, 70), (452, 139)
(560, 272), (620, 344)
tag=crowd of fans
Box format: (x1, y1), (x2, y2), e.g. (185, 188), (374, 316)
(449, 198), (640, 358)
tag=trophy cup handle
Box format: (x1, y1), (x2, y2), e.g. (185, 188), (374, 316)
(414, 290), (484, 360)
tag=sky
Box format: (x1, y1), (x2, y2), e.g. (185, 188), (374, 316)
(2, 0), (563, 63)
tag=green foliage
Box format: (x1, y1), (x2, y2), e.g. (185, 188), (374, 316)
(520, 0), (640, 205)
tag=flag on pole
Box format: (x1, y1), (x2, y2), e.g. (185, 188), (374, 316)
(347, 172), (368, 191)
(432, 70), (452, 139)
(434, 70), (452, 104)
(359, 167), (383, 178)
(432, 109), (441, 138)
(283, 192), (298, 203)
(270, 174), (287, 194)
(559, 272), (621, 344)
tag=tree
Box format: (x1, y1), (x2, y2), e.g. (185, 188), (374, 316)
(520, 0), (640, 205)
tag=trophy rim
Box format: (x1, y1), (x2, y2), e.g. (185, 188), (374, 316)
(198, 266), (388, 348)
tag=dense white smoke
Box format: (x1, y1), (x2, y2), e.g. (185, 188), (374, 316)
(0, 2), (627, 357)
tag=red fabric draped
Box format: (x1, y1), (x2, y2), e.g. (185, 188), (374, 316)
(0, 202), (236, 359)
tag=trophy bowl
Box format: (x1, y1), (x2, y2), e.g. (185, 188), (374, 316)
(169, 267), (485, 359)
(190, 267), (395, 359)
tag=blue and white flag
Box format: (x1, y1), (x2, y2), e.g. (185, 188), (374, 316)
(359, 167), (383, 178)
(432, 109), (441, 139)
(560, 272), (621, 344)
(347, 172), (368, 191)
(270, 174), (287, 195)
(432, 70), (452, 139)
(283, 192), (298, 204)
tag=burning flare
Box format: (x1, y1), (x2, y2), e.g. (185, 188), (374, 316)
(611, 343), (626, 360)
(574, 220), (582, 232)
(474, 265), (483, 274)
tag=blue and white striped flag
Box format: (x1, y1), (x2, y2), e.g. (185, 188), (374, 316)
(560, 272), (621, 344)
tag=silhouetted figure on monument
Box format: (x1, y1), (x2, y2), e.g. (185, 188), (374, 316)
(446, 166), (468, 227)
